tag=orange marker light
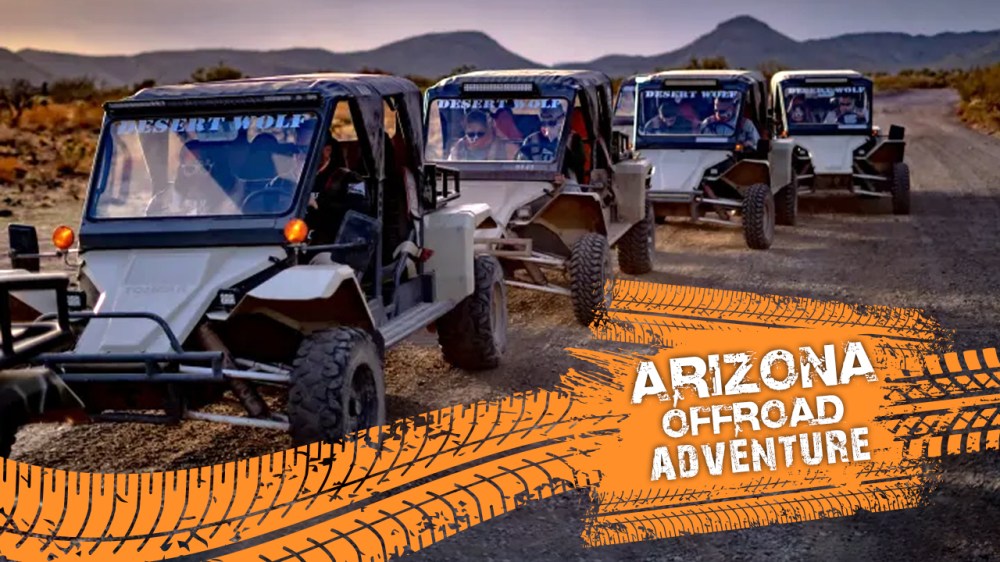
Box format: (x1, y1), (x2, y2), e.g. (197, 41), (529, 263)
(734, 143), (744, 152)
(284, 218), (308, 244)
(52, 226), (75, 250)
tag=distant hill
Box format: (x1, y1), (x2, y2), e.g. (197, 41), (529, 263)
(2, 16), (1000, 87)
(2, 31), (543, 88)
(558, 16), (1000, 76)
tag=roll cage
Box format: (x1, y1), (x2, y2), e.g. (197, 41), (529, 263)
(771, 73), (875, 137)
(80, 74), (432, 252)
(423, 70), (618, 182)
(633, 71), (770, 153)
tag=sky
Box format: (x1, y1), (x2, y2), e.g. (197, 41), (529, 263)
(2, 0), (1000, 65)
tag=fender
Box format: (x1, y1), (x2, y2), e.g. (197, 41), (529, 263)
(231, 264), (375, 333)
(721, 159), (770, 193)
(768, 138), (795, 189)
(529, 192), (607, 255)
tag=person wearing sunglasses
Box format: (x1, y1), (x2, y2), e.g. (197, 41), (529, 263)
(517, 105), (566, 162)
(699, 95), (760, 149)
(448, 110), (510, 161)
(823, 93), (868, 125)
(642, 100), (694, 135)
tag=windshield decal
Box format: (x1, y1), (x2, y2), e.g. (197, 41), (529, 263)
(114, 113), (315, 135)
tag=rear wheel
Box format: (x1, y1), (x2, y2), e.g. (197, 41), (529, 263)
(287, 327), (385, 445)
(617, 199), (655, 275)
(742, 183), (775, 250)
(437, 255), (508, 371)
(774, 174), (798, 226)
(569, 233), (613, 326)
(891, 162), (911, 215)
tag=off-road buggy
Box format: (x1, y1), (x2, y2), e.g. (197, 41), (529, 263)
(633, 70), (797, 250)
(4, 73), (508, 447)
(770, 70), (911, 214)
(422, 70), (654, 326)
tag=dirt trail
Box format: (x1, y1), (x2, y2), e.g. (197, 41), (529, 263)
(6, 89), (1000, 559)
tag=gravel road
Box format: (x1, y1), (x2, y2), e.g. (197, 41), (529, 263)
(7, 88), (1000, 561)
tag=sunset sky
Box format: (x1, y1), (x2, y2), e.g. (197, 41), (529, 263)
(2, 0), (1000, 64)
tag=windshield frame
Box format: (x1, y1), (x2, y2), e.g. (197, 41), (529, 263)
(422, 92), (575, 181)
(78, 95), (332, 250)
(632, 79), (749, 151)
(777, 77), (874, 136)
(613, 82), (636, 127)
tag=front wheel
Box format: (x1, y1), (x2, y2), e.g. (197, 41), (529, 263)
(437, 255), (508, 371)
(742, 183), (775, 250)
(891, 162), (911, 215)
(617, 200), (655, 275)
(287, 327), (385, 445)
(569, 233), (613, 326)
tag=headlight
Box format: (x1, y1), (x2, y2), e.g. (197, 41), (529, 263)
(515, 206), (532, 220)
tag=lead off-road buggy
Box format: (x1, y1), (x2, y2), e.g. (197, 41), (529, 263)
(633, 70), (797, 250)
(3, 73), (509, 450)
(422, 70), (654, 326)
(770, 70), (911, 214)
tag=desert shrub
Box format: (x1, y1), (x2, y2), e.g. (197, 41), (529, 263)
(684, 56), (729, 70)
(0, 79), (40, 126)
(49, 77), (99, 103)
(956, 63), (1000, 133)
(190, 63), (244, 83)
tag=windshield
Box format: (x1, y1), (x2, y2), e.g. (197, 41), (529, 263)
(781, 84), (871, 131)
(89, 111), (320, 219)
(637, 87), (744, 140)
(425, 97), (570, 163)
(614, 84), (635, 122)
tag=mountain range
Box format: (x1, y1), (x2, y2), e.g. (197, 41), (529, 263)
(2, 16), (999, 87)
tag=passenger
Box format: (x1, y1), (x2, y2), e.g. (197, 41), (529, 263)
(517, 105), (566, 162)
(146, 147), (231, 216)
(823, 93), (868, 125)
(699, 96), (760, 148)
(448, 110), (511, 161)
(786, 96), (811, 124)
(305, 131), (369, 246)
(642, 101), (693, 134)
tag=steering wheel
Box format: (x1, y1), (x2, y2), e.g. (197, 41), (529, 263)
(240, 178), (296, 214)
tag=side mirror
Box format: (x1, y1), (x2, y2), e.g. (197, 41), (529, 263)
(888, 125), (905, 140)
(8, 224), (40, 273)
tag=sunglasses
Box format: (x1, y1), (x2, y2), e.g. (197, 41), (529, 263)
(840, 101), (854, 107)
(466, 131), (486, 139)
(541, 119), (561, 127)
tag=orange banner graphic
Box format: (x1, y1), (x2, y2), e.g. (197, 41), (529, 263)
(2, 280), (998, 561)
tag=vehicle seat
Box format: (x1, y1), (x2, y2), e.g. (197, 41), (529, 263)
(493, 109), (522, 141)
(569, 111), (593, 183)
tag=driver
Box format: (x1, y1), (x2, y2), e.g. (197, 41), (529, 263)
(699, 96), (760, 148)
(824, 93), (868, 125)
(517, 105), (565, 162)
(642, 101), (692, 134)
(304, 131), (369, 246)
(448, 110), (511, 160)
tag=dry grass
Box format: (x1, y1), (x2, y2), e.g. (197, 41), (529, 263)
(956, 64), (1000, 135)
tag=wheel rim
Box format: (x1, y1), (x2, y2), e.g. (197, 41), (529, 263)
(347, 364), (380, 433)
(490, 282), (508, 351)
